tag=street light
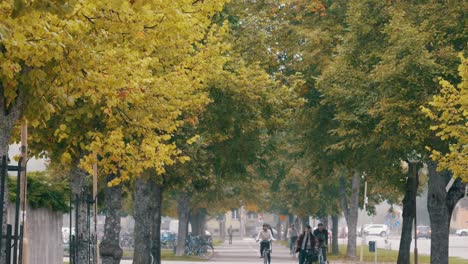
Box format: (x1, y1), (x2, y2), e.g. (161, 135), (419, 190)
(407, 152), (421, 264)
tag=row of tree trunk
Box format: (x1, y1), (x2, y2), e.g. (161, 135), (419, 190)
(63, 161), (465, 264)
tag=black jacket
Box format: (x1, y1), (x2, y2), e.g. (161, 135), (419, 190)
(295, 231), (317, 252)
(313, 228), (328, 245)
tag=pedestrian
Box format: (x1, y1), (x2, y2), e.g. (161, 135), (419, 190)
(287, 224), (299, 255)
(228, 225), (233, 244)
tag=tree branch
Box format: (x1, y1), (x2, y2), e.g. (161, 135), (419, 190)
(144, 16), (165, 30)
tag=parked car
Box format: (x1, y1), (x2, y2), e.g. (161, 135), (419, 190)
(361, 224), (390, 237)
(416, 225), (431, 239)
(456, 228), (468, 236)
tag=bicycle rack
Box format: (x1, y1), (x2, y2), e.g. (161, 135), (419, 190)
(0, 155), (26, 264)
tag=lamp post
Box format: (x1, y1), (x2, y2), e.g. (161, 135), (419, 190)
(407, 157), (420, 264)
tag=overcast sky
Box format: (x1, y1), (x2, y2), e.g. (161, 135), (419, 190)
(9, 144), (47, 172)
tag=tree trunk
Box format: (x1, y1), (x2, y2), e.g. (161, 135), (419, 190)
(0, 136), (9, 264)
(340, 171), (360, 260)
(191, 209), (206, 237)
(332, 215), (339, 255)
(320, 217), (329, 228)
(219, 220), (226, 240)
(150, 181), (164, 264)
(175, 193), (191, 256)
(99, 174), (123, 264)
(133, 177), (152, 263)
(276, 221), (282, 241)
(283, 217), (289, 241)
(428, 162), (466, 264)
(200, 210), (207, 236)
(301, 216), (308, 232)
(397, 162), (418, 264)
(70, 165), (90, 264)
(0, 83), (23, 263)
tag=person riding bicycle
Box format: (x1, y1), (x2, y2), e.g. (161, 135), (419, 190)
(256, 223), (275, 258)
(287, 224), (299, 255)
(296, 224), (318, 264)
(313, 223), (328, 262)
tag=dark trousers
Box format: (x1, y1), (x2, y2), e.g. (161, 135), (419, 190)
(290, 236), (298, 252)
(320, 245), (327, 261)
(298, 250), (311, 264)
(229, 235), (232, 244)
(260, 241), (270, 256)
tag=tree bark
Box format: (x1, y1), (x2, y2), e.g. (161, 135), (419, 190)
(0, 135), (9, 264)
(397, 162), (418, 264)
(175, 193), (191, 256)
(150, 181), (164, 264)
(133, 177), (152, 264)
(428, 162), (466, 264)
(99, 174), (123, 264)
(301, 216), (308, 232)
(191, 209), (206, 237)
(340, 172), (360, 260)
(70, 164), (91, 264)
(332, 215), (339, 255)
(320, 217), (329, 228)
(219, 220), (226, 240)
(0, 82), (23, 263)
(276, 221), (282, 241)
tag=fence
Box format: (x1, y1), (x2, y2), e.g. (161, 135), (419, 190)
(7, 205), (63, 264)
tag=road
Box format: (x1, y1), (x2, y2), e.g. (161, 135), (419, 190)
(353, 234), (468, 260)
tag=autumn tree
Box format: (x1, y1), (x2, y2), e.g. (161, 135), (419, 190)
(422, 55), (467, 182)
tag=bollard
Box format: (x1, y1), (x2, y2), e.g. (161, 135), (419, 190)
(369, 241), (377, 264)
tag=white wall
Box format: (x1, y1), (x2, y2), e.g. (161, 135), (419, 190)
(7, 205), (62, 264)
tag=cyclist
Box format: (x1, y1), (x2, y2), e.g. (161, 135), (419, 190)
(296, 224), (317, 264)
(313, 223), (329, 262)
(256, 223), (275, 258)
(287, 224), (299, 255)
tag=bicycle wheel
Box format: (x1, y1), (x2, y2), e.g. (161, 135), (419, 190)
(263, 250), (268, 264)
(199, 245), (214, 260)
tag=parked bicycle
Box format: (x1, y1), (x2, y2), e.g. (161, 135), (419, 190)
(161, 231), (177, 249)
(173, 234), (214, 260)
(119, 231), (134, 248)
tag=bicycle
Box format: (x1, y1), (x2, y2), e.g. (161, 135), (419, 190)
(259, 240), (272, 264)
(290, 236), (298, 258)
(174, 234), (215, 260)
(301, 248), (318, 264)
(317, 246), (326, 264)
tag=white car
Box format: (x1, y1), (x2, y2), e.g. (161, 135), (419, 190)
(362, 224), (390, 237)
(456, 228), (468, 236)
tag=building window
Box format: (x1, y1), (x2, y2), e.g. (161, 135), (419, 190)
(247, 212), (257, 220)
(231, 209), (239, 220)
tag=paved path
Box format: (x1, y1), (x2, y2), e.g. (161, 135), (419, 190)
(113, 238), (298, 264)
(67, 235), (468, 263)
(209, 238), (296, 263)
